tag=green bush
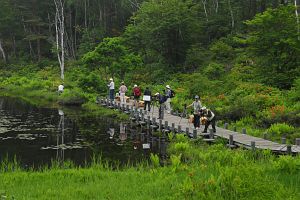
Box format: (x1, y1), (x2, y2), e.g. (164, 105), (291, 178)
(267, 123), (295, 136)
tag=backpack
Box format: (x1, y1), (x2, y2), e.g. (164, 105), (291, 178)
(170, 89), (175, 98)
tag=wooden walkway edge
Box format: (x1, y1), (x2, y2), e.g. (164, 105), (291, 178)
(98, 99), (300, 154)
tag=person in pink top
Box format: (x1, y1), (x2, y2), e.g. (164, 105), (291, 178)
(119, 82), (128, 106)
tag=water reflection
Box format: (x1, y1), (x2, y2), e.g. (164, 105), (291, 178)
(0, 96), (167, 168)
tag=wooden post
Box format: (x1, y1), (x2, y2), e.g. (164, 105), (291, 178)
(164, 121), (169, 130)
(152, 117), (156, 125)
(159, 119), (162, 131)
(171, 123), (175, 132)
(185, 127), (189, 137)
(126, 105), (129, 111)
(118, 102), (121, 109)
(224, 123), (229, 129)
(251, 141), (255, 151)
(287, 144), (292, 155)
(229, 135), (234, 146)
(193, 129), (197, 139)
(281, 137), (286, 144)
(296, 138), (300, 146)
(209, 128), (214, 139)
(242, 128), (247, 135)
(177, 125), (182, 133)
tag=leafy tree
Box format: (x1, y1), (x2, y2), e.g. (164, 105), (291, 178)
(124, 0), (204, 71)
(245, 5), (300, 89)
(82, 37), (142, 80)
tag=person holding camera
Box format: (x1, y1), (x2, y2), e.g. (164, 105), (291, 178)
(200, 107), (216, 133)
(187, 95), (202, 129)
(143, 87), (152, 112)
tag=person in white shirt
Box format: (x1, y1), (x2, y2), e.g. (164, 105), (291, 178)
(58, 83), (64, 95)
(165, 85), (172, 114)
(107, 78), (115, 101)
(119, 82), (127, 106)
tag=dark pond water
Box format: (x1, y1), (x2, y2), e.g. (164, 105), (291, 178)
(0, 97), (164, 168)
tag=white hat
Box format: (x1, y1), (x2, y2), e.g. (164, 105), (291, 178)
(202, 106), (207, 110)
(109, 78), (113, 81)
(166, 85), (170, 89)
(134, 84), (137, 87)
(155, 92), (159, 96)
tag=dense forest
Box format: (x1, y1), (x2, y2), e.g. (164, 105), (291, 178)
(0, 0), (300, 141)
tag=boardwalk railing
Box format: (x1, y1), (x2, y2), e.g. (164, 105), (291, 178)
(98, 98), (300, 154)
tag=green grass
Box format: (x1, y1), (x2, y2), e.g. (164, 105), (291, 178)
(0, 136), (299, 200)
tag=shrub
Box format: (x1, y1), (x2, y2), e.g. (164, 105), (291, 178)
(275, 156), (300, 174)
(267, 123), (295, 136)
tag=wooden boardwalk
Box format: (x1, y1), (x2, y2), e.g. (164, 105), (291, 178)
(99, 99), (300, 154)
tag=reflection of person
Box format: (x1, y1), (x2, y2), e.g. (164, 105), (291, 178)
(107, 78), (115, 101)
(58, 83), (64, 95)
(119, 82), (127, 106)
(200, 107), (216, 133)
(119, 123), (127, 142)
(187, 95), (202, 129)
(143, 87), (151, 112)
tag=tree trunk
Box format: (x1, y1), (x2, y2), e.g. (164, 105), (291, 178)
(202, 0), (209, 22)
(54, 0), (65, 80)
(228, 0), (235, 29)
(295, 0), (300, 40)
(0, 39), (7, 63)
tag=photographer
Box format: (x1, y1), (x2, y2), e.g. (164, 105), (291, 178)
(200, 107), (216, 133)
(155, 92), (167, 119)
(187, 95), (202, 129)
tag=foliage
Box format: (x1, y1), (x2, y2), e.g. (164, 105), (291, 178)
(267, 123), (295, 136)
(245, 5), (300, 89)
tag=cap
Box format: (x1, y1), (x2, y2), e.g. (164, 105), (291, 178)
(109, 78), (113, 81)
(166, 85), (170, 89)
(134, 84), (137, 87)
(195, 95), (199, 99)
(155, 92), (159, 96)
(202, 106), (207, 110)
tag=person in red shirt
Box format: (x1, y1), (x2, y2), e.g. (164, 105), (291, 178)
(133, 84), (141, 108)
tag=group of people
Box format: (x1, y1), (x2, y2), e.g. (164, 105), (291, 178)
(107, 78), (216, 133)
(107, 78), (174, 114)
(187, 96), (216, 133)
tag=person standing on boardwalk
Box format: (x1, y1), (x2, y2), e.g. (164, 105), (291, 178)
(165, 85), (172, 114)
(155, 92), (167, 119)
(133, 84), (141, 108)
(119, 82), (127, 106)
(187, 95), (202, 129)
(58, 83), (64, 95)
(143, 87), (152, 112)
(107, 78), (115, 101)
(200, 107), (216, 133)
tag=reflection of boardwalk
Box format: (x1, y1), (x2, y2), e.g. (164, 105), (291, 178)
(99, 99), (300, 154)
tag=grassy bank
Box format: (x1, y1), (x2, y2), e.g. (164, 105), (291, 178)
(0, 135), (300, 200)
(0, 66), (128, 120)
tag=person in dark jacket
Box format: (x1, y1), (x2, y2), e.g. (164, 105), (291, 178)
(143, 87), (152, 112)
(200, 107), (216, 133)
(155, 92), (167, 119)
